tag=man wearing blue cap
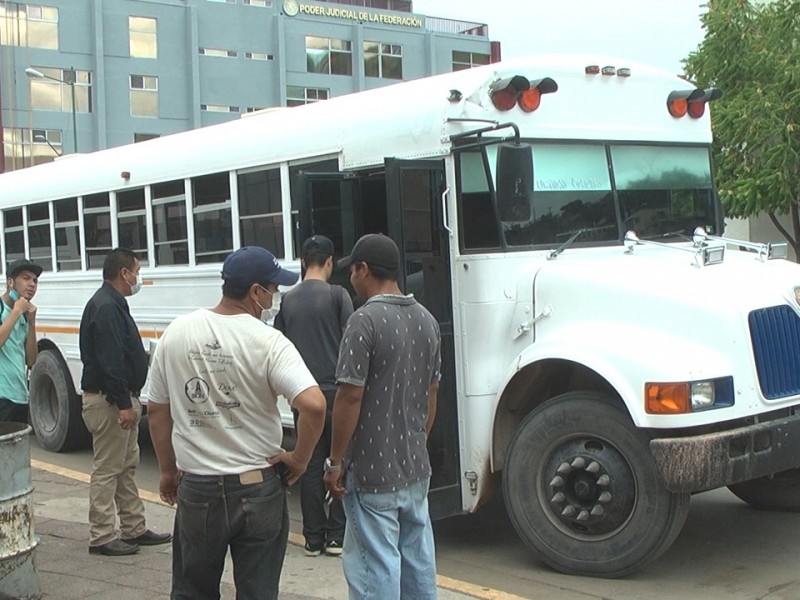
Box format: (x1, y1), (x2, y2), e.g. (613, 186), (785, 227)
(147, 246), (326, 600)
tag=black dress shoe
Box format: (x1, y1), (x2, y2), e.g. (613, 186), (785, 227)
(89, 539), (140, 556)
(121, 529), (172, 546)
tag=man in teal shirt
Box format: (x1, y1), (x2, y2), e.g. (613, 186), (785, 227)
(0, 259), (41, 424)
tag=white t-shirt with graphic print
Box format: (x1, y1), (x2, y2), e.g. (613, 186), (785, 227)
(148, 308), (317, 476)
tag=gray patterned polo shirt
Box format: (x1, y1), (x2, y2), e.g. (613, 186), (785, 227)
(335, 293), (441, 493)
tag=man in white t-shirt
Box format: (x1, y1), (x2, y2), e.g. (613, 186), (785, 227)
(147, 246), (325, 600)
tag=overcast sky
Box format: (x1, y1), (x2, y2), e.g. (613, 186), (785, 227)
(412, 0), (706, 74)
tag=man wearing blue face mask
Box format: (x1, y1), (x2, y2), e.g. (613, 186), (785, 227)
(0, 258), (42, 424)
(79, 247), (171, 557)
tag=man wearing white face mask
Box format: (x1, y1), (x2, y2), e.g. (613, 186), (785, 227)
(147, 245), (325, 599)
(79, 247), (172, 556)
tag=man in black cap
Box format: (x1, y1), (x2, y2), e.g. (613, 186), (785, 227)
(324, 234), (442, 599)
(0, 259), (42, 423)
(148, 246), (325, 600)
(275, 235), (353, 556)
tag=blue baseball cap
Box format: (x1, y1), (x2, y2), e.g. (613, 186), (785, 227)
(221, 247), (298, 288)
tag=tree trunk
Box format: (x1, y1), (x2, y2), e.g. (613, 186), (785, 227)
(767, 206), (800, 262)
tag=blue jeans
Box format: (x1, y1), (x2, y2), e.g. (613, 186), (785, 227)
(171, 469), (288, 600)
(342, 467), (437, 600)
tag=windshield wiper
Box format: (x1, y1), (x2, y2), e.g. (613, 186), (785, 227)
(548, 228), (585, 260)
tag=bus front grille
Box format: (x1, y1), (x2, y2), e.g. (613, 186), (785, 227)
(749, 305), (800, 400)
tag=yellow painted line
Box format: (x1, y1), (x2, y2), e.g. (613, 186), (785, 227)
(32, 459), (523, 600)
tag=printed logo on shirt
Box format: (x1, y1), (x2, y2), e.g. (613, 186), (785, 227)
(205, 340), (221, 350)
(185, 377), (210, 404)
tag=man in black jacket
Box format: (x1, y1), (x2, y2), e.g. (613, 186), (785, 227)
(79, 247), (171, 556)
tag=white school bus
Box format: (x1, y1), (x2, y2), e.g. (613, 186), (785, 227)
(3, 54), (800, 577)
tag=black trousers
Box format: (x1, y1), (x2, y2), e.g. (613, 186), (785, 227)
(293, 389), (346, 547)
(0, 397), (28, 424)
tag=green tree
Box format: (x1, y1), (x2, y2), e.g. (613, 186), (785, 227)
(684, 0), (800, 258)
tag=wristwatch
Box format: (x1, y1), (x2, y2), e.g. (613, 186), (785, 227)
(324, 457), (342, 474)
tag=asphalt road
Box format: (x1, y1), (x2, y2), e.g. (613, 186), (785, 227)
(30, 421), (800, 600)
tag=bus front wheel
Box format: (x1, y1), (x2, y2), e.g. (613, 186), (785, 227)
(503, 391), (690, 578)
(29, 349), (90, 452)
(728, 469), (800, 511)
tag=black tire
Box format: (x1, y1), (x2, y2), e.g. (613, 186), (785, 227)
(29, 349), (90, 452)
(503, 391), (690, 578)
(728, 469), (800, 511)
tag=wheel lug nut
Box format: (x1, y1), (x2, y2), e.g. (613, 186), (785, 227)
(561, 505), (577, 517)
(556, 462), (571, 474)
(590, 504), (605, 516)
(596, 474), (611, 486)
(550, 476), (565, 487)
(570, 457), (586, 469)
(598, 491), (612, 503)
(551, 492), (565, 503)
(586, 461), (600, 474)
(576, 509), (590, 521)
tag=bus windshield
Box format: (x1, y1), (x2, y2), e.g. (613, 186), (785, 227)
(470, 143), (718, 252)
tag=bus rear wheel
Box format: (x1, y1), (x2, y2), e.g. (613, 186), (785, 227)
(728, 469), (800, 511)
(29, 349), (90, 452)
(503, 391), (690, 578)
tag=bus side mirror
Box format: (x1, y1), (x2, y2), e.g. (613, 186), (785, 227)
(496, 142), (534, 222)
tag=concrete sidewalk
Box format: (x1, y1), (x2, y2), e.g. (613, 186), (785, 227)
(25, 464), (482, 600)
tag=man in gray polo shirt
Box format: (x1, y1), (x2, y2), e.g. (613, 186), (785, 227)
(324, 233), (441, 600)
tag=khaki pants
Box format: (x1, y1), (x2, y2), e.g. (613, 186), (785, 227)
(82, 392), (147, 546)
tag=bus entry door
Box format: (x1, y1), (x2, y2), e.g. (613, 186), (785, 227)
(385, 157), (461, 520)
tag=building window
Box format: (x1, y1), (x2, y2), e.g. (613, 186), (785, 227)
(130, 75), (158, 117)
(29, 67), (92, 113)
(364, 42), (403, 80)
(134, 133), (159, 143)
(245, 51), (272, 60)
(201, 104), (240, 113)
(452, 51), (490, 72)
(152, 180), (189, 266)
(192, 173), (232, 263)
(306, 36), (352, 76)
(2, 127), (62, 172)
(237, 168), (284, 256)
(286, 86), (328, 107)
(83, 192), (112, 269)
(0, 3), (58, 49)
(199, 47), (238, 57)
(117, 188), (149, 266)
(244, 0), (271, 5)
(245, 107), (267, 113)
(129, 16), (157, 58)
(54, 198), (81, 271)
(4, 208), (25, 264)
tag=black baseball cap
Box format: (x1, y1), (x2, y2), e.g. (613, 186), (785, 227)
(7, 258), (43, 279)
(337, 234), (400, 271)
(221, 246), (298, 288)
(301, 235), (335, 258)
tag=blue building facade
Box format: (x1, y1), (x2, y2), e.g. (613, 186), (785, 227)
(0, 0), (497, 172)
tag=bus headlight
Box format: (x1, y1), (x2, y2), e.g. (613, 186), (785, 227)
(690, 381), (715, 410)
(646, 377), (734, 414)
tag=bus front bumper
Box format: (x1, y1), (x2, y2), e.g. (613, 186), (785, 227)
(650, 413), (800, 493)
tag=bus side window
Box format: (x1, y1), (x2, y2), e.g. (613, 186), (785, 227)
(237, 167), (284, 257)
(54, 198), (81, 271)
(4, 208), (25, 264)
(117, 188), (149, 266)
(28, 203), (52, 271)
(84, 192), (112, 269)
(152, 180), (189, 266)
(192, 172), (233, 264)
(457, 150), (500, 251)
